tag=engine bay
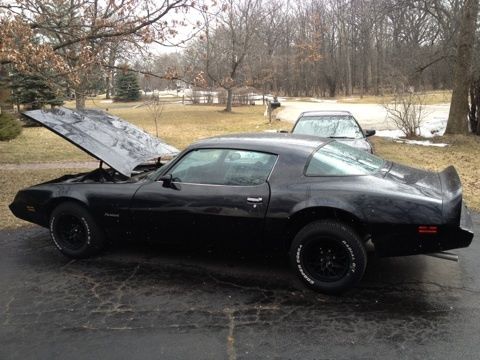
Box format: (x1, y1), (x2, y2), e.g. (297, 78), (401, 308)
(44, 161), (165, 185)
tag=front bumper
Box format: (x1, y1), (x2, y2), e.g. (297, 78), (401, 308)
(9, 191), (48, 227)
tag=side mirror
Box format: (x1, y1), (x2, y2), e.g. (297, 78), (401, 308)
(159, 174), (173, 187)
(365, 129), (376, 137)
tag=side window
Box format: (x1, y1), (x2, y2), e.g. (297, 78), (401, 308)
(168, 148), (277, 185)
(223, 150), (277, 186)
(306, 142), (384, 176)
(170, 149), (226, 184)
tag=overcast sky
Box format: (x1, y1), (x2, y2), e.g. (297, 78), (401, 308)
(149, 5), (205, 55)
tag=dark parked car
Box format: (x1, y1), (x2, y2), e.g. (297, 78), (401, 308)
(291, 110), (376, 153)
(10, 108), (474, 293)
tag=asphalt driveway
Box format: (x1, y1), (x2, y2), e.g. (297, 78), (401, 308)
(1, 214), (479, 360)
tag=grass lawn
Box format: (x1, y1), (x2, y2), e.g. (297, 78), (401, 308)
(0, 101), (289, 163)
(371, 135), (480, 211)
(1, 99), (479, 230)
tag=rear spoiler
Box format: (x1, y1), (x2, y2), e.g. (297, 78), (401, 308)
(440, 166), (462, 224)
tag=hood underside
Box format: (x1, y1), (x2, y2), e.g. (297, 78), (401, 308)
(23, 107), (179, 177)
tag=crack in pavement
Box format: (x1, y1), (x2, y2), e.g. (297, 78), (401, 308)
(225, 308), (237, 360)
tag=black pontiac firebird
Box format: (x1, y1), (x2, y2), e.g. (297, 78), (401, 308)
(10, 108), (474, 293)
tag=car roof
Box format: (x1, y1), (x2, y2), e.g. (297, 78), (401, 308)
(190, 132), (329, 156)
(299, 110), (353, 117)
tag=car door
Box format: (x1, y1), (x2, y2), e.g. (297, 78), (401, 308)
(130, 148), (277, 248)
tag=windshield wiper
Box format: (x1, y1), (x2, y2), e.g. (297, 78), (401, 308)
(328, 136), (355, 139)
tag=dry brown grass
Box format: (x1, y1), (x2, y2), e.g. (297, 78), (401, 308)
(371, 135), (480, 210)
(0, 127), (92, 164)
(107, 103), (290, 150)
(0, 102), (290, 163)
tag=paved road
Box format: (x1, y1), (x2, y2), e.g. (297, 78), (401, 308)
(275, 100), (451, 134)
(1, 214), (479, 360)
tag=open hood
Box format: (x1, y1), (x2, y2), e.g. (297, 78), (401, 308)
(23, 107), (179, 177)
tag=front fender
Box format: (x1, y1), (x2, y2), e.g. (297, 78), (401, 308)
(9, 184), (90, 228)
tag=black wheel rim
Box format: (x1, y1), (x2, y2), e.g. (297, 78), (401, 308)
(54, 214), (87, 251)
(302, 237), (351, 282)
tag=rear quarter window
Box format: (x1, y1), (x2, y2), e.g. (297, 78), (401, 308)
(306, 141), (384, 176)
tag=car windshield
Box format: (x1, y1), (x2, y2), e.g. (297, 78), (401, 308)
(147, 156), (177, 180)
(293, 115), (364, 139)
(306, 141), (384, 176)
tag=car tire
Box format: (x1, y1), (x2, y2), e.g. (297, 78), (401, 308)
(290, 220), (367, 294)
(49, 202), (105, 259)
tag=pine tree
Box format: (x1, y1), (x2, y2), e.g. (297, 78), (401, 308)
(10, 71), (64, 110)
(114, 70), (140, 101)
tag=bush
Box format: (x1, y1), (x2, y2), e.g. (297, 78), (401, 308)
(0, 112), (22, 141)
(19, 113), (42, 127)
(382, 92), (428, 138)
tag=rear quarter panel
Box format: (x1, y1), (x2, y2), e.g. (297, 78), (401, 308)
(306, 176), (444, 225)
(264, 169), (445, 253)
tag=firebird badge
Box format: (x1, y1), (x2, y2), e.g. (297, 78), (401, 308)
(104, 213), (120, 218)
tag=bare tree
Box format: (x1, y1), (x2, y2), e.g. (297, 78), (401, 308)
(383, 91), (429, 137)
(4, 0), (474, 116)
(446, 0), (479, 134)
(0, 0), (193, 109)
(201, 0), (264, 112)
(145, 95), (164, 137)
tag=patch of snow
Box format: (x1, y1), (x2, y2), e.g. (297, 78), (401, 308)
(375, 129), (404, 138)
(378, 116), (448, 138)
(101, 100), (113, 103)
(376, 119), (449, 147)
(393, 139), (449, 147)
(417, 116), (447, 137)
(157, 94), (178, 98)
(310, 98), (338, 103)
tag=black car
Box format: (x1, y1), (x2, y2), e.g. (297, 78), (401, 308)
(291, 110), (376, 153)
(10, 108), (474, 293)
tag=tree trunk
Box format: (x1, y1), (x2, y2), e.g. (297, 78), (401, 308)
(75, 91), (86, 110)
(445, 0), (479, 134)
(345, 52), (352, 96)
(0, 67), (13, 114)
(105, 74), (112, 99)
(225, 88), (233, 112)
(105, 45), (118, 100)
(470, 79), (480, 134)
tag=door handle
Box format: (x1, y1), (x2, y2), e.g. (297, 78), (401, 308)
(247, 197), (263, 203)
